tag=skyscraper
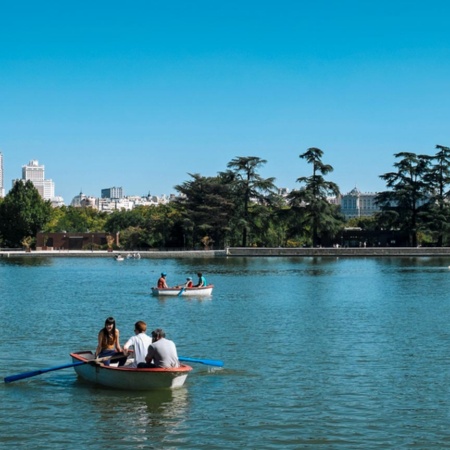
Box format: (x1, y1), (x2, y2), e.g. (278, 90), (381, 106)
(0, 152), (4, 197)
(101, 186), (123, 199)
(19, 160), (55, 200)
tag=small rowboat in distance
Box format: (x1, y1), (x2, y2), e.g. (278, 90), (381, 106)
(70, 351), (192, 390)
(151, 285), (214, 297)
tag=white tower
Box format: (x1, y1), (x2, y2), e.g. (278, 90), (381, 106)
(21, 160), (55, 200)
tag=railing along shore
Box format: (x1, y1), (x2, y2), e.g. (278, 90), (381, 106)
(3, 247), (450, 258)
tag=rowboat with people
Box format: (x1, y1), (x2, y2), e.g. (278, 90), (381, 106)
(151, 285), (214, 297)
(69, 351), (192, 390)
(4, 352), (223, 386)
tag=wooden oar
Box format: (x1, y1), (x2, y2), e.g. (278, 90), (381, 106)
(178, 356), (224, 367)
(4, 355), (120, 384)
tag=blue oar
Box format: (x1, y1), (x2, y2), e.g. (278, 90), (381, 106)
(4, 361), (86, 383)
(4, 355), (118, 383)
(177, 287), (186, 296)
(178, 356), (224, 367)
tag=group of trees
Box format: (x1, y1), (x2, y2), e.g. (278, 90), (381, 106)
(2, 146), (450, 250)
(375, 146), (450, 247)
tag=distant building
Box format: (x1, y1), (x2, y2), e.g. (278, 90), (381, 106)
(97, 197), (134, 211)
(16, 159), (56, 201)
(70, 191), (97, 208)
(340, 187), (380, 218)
(50, 196), (65, 207)
(36, 231), (116, 250)
(101, 186), (123, 199)
(0, 152), (4, 197)
(70, 192), (176, 212)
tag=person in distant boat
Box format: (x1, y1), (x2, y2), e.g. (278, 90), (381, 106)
(95, 317), (127, 366)
(194, 272), (207, 287)
(138, 328), (180, 369)
(122, 320), (153, 368)
(174, 277), (193, 289)
(157, 272), (169, 288)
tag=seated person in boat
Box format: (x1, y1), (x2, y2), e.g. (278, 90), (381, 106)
(174, 277), (194, 289)
(95, 317), (127, 366)
(137, 328), (180, 368)
(157, 272), (169, 288)
(122, 320), (153, 368)
(194, 272), (207, 287)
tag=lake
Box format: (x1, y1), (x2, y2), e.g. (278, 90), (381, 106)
(2, 255), (450, 449)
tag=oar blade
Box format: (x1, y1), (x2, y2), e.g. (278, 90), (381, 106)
(178, 356), (224, 367)
(177, 287), (186, 296)
(5, 370), (46, 383)
(4, 361), (85, 383)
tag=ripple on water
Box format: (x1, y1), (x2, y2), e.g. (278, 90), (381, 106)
(3, 256), (450, 448)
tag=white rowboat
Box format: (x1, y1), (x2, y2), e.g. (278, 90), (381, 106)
(70, 351), (192, 390)
(151, 285), (214, 297)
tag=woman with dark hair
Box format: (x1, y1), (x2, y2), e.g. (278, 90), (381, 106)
(95, 317), (126, 366)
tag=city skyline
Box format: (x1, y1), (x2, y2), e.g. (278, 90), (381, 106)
(1, 152), (390, 205)
(2, 2), (450, 203)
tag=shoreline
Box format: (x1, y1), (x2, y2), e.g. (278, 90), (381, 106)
(2, 247), (450, 258)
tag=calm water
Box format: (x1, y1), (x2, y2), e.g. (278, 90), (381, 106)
(2, 255), (450, 449)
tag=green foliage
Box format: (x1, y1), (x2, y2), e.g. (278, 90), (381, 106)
(118, 226), (150, 250)
(105, 204), (183, 249)
(21, 236), (35, 249)
(6, 147), (450, 250)
(376, 152), (432, 246)
(0, 180), (52, 248)
(222, 156), (277, 247)
(175, 173), (236, 248)
(45, 205), (108, 233)
(345, 216), (378, 231)
(288, 148), (344, 246)
(420, 145), (450, 246)
(104, 207), (148, 233)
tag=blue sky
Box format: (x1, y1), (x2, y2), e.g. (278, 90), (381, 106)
(1, 1), (450, 203)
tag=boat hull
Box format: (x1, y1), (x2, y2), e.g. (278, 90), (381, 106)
(151, 285), (214, 297)
(70, 351), (192, 390)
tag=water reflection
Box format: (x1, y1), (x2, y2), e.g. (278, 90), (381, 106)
(0, 256), (53, 267)
(71, 383), (189, 446)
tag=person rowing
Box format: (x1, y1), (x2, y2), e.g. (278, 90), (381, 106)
(174, 277), (193, 289)
(157, 272), (169, 288)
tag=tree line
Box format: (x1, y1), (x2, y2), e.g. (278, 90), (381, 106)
(1, 146), (450, 249)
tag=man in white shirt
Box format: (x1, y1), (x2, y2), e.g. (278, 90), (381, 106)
(123, 321), (153, 368)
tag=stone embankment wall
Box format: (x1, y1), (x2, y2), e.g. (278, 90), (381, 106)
(0, 250), (226, 258)
(225, 247), (450, 257)
(2, 247), (450, 258)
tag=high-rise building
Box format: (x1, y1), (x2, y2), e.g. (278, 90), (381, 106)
(101, 186), (123, 199)
(0, 152), (4, 197)
(17, 160), (55, 200)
